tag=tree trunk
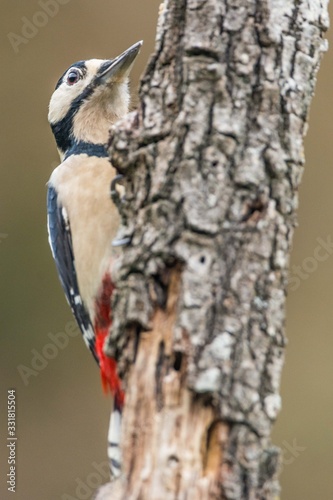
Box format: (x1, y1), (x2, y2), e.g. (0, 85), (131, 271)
(96, 1), (328, 498)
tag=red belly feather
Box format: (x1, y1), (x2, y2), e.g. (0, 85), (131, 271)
(94, 273), (124, 408)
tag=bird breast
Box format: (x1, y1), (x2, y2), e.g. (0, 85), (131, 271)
(49, 154), (120, 320)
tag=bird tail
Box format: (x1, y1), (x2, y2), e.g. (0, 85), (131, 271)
(108, 398), (122, 478)
(94, 274), (125, 477)
(95, 328), (125, 477)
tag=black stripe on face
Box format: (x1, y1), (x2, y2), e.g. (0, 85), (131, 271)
(54, 60), (87, 90)
(50, 82), (95, 153)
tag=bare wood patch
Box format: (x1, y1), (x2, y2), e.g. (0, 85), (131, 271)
(120, 268), (228, 498)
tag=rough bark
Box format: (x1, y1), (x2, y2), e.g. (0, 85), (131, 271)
(96, 1), (328, 499)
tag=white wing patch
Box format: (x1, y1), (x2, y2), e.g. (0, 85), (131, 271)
(81, 324), (95, 348)
(47, 214), (56, 259)
(74, 295), (82, 305)
(62, 206), (70, 231)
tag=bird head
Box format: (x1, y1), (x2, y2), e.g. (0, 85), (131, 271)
(48, 41), (142, 160)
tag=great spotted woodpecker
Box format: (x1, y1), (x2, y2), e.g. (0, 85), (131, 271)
(47, 41), (142, 476)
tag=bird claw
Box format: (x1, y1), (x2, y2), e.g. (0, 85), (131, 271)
(112, 236), (131, 247)
(110, 174), (125, 204)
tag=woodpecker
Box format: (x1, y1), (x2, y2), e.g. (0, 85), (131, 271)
(47, 41), (142, 476)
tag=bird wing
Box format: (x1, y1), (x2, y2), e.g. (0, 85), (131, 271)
(47, 185), (98, 364)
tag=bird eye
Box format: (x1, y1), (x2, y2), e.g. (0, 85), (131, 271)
(66, 69), (81, 85)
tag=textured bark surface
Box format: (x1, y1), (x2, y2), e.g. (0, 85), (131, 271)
(96, 1), (328, 498)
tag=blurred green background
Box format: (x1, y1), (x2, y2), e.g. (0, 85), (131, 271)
(0, 1), (332, 499)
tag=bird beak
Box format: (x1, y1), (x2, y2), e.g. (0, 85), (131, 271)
(97, 41), (143, 85)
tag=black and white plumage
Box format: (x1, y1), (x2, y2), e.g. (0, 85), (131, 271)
(47, 41), (142, 478)
(47, 185), (97, 359)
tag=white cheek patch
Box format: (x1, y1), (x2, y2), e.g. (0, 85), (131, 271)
(48, 66), (102, 125)
(48, 84), (83, 124)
